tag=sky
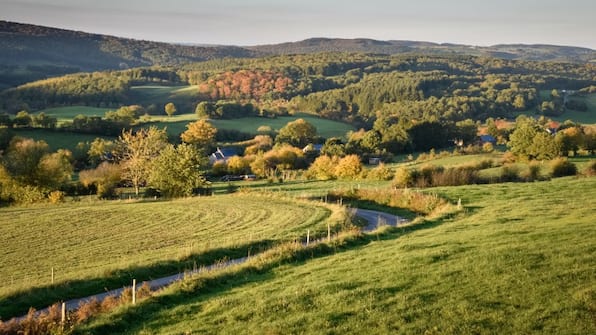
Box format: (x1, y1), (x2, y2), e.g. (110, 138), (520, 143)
(1, 0), (595, 49)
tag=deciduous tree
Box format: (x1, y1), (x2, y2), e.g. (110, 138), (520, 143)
(276, 118), (317, 147)
(164, 102), (177, 117)
(148, 143), (207, 198)
(181, 119), (217, 150)
(117, 127), (168, 196)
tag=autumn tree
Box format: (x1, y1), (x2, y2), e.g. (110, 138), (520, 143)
(244, 135), (273, 155)
(334, 154), (363, 179)
(116, 127), (168, 196)
(181, 119), (217, 151)
(34, 149), (73, 189)
(79, 162), (122, 198)
(148, 143), (207, 198)
(276, 118), (317, 147)
(226, 155), (250, 175)
(0, 137), (73, 203)
(306, 155), (339, 180)
(2, 137), (49, 183)
(164, 102), (177, 117)
(87, 138), (116, 166)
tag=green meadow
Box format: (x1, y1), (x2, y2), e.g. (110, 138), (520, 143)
(0, 194), (346, 320)
(127, 85), (200, 107)
(11, 129), (114, 151)
(41, 106), (111, 123)
(143, 112), (356, 139)
(79, 176), (596, 334)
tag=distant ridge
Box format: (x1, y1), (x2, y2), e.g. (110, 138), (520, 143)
(1, 20), (594, 89)
(0, 20), (261, 88)
(249, 37), (596, 62)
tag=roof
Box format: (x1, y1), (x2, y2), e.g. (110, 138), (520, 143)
(479, 135), (496, 143)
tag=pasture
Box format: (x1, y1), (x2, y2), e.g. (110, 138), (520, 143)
(127, 85), (200, 109)
(41, 106), (110, 123)
(80, 176), (596, 334)
(0, 194), (345, 320)
(10, 129), (115, 151)
(146, 112), (357, 139)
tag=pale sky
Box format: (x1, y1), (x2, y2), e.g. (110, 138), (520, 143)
(1, 0), (595, 49)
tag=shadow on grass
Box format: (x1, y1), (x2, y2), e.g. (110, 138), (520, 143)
(76, 213), (454, 334)
(0, 239), (275, 321)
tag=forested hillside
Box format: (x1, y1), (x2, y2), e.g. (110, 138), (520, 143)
(249, 38), (596, 63)
(0, 21), (259, 89)
(2, 52), (594, 157)
(1, 21), (594, 91)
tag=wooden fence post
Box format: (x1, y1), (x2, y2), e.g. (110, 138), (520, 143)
(51, 267), (54, 285)
(132, 279), (136, 305)
(307, 229), (310, 246)
(327, 223), (331, 242)
(61, 302), (66, 326)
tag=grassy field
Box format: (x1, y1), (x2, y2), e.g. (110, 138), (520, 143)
(127, 85), (200, 109)
(211, 113), (356, 139)
(0, 194), (346, 320)
(10, 129), (115, 151)
(79, 176), (596, 334)
(41, 106), (110, 123)
(145, 112), (357, 139)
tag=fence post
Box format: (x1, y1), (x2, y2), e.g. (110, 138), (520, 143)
(51, 267), (54, 285)
(327, 223), (331, 242)
(61, 302), (66, 326)
(307, 229), (310, 246)
(132, 279), (136, 305)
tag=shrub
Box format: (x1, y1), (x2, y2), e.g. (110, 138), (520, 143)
(417, 165), (443, 187)
(482, 142), (494, 153)
(47, 190), (65, 204)
(431, 166), (479, 186)
(502, 151), (517, 164)
(550, 158), (577, 177)
(500, 165), (520, 182)
(583, 160), (596, 176)
(392, 167), (413, 188)
(75, 297), (101, 322)
(367, 163), (393, 181)
(474, 159), (494, 170)
(306, 155), (338, 180)
(522, 161), (542, 182)
(331, 187), (448, 216)
(211, 161), (228, 176)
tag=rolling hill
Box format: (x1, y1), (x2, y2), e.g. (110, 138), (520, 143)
(0, 21), (260, 89)
(249, 37), (596, 63)
(1, 20), (595, 90)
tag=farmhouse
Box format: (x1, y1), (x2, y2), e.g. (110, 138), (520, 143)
(209, 147), (238, 164)
(478, 134), (497, 145)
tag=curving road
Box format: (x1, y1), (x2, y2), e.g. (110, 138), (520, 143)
(14, 208), (405, 320)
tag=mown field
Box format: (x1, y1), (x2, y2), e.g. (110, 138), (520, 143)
(79, 176), (596, 334)
(0, 194), (345, 320)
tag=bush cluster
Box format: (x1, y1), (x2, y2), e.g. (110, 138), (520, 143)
(0, 283), (152, 335)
